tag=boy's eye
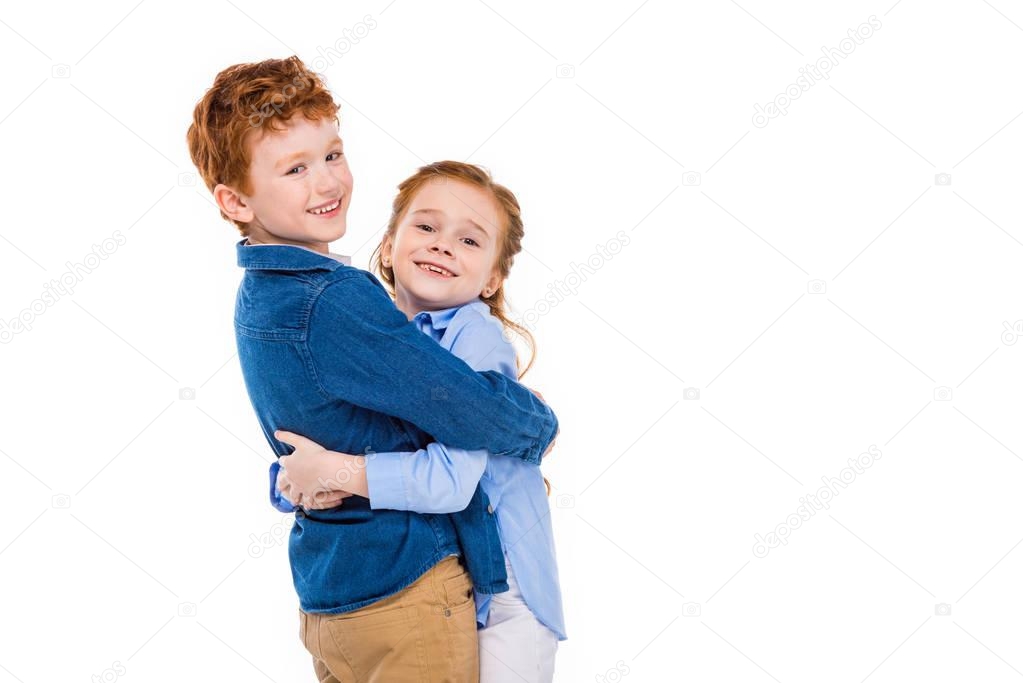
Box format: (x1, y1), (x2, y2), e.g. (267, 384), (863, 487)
(462, 238), (479, 247)
(286, 165), (305, 175)
(327, 151), (343, 161)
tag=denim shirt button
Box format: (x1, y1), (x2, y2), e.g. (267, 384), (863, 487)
(486, 504), (494, 514)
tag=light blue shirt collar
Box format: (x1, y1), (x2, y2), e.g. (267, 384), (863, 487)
(413, 300), (489, 332)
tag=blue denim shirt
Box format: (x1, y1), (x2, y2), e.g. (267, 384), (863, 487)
(234, 239), (558, 613)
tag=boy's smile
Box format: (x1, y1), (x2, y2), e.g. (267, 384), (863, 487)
(215, 117), (353, 254)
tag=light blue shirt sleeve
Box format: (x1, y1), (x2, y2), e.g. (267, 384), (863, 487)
(366, 306), (520, 513)
(268, 459), (296, 513)
(366, 443), (488, 513)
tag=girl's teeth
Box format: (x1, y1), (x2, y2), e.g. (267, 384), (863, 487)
(419, 263), (452, 276)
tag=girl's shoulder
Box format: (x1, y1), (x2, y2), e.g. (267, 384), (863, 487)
(445, 301), (517, 376)
(449, 300), (503, 334)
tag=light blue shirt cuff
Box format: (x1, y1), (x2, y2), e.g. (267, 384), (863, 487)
(365, 452), (410, 510)
(268, 460), (296, 513)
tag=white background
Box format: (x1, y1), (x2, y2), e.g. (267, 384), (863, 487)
(1, 1), (1022, 681)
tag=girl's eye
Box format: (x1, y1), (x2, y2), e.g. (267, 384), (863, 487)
(327, 151), (343, 161)
(286, 165), (305, 175)
(416, 224), (435, 232)
(462, 238), (479, 247)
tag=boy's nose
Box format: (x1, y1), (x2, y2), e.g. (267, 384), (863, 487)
(314, 168), (341, 194)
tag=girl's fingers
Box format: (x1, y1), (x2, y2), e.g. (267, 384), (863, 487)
(274, 430), (296, 445)
(275, 430), (313, 448)
(307, 491), (348, 509)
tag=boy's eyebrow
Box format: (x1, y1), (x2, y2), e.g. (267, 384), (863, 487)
(275, 137), (343, 169)
(409, 208), (490, 238)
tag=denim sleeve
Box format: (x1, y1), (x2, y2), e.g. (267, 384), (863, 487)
(305, 274), (557, 464)
(365, 314), (520, 513)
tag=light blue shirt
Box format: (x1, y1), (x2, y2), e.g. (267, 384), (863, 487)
(365, 300), (567, 640)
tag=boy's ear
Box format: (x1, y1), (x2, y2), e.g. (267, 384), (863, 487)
(213, 183), (255, 224)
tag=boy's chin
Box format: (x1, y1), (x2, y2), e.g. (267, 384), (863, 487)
(297, 222), (347, 243)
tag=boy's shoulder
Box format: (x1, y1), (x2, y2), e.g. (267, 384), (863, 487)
(237, 240), (382, 288)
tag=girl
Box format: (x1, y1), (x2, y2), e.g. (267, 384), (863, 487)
(274, 161), (565, 682)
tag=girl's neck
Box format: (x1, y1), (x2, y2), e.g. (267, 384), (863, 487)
(394, 291), (475, 321)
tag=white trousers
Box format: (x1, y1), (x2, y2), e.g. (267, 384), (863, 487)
(478, 561), (559, 683)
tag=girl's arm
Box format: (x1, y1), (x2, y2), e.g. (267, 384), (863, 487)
(273, 434), (487, 514)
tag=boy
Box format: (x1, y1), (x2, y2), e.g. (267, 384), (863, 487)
(186, 56), (558, 682)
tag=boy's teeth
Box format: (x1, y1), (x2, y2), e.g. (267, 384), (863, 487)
(309, 200), (340, 215)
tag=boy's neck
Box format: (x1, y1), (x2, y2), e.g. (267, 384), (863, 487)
(244, 221), (330, 255)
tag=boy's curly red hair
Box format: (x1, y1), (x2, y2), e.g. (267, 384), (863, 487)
(186, 56), (339, 235)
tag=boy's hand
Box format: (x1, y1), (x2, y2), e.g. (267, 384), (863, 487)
(277, 466), (351, 509)
(529, 388), (558, 460)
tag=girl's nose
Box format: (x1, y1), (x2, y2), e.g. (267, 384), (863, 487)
(428, 241), (453, 257)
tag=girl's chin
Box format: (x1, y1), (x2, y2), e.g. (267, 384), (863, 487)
(400, 287), (459, 311)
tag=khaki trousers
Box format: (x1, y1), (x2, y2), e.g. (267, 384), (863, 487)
(299, 555), (479, 682)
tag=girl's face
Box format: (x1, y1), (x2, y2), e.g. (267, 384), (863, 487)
(383, 179), (504, 316)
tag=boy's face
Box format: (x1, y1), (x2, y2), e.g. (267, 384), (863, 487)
(219, 117), (353, 254)
(383, 179), (503, 316)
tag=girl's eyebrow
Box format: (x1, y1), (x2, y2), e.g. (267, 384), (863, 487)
(409, 208), (490, 237)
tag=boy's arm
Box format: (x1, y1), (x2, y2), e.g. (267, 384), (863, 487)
(305, 274), (557, 464)
(273, 311), (525, 514)
(364, 315), (517, 513)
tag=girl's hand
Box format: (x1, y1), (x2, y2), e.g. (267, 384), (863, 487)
(277, 465), (352, 510)
(275, 430), (359, 506)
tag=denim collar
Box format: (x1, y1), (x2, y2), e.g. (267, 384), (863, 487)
(236, 238), (351, 271)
